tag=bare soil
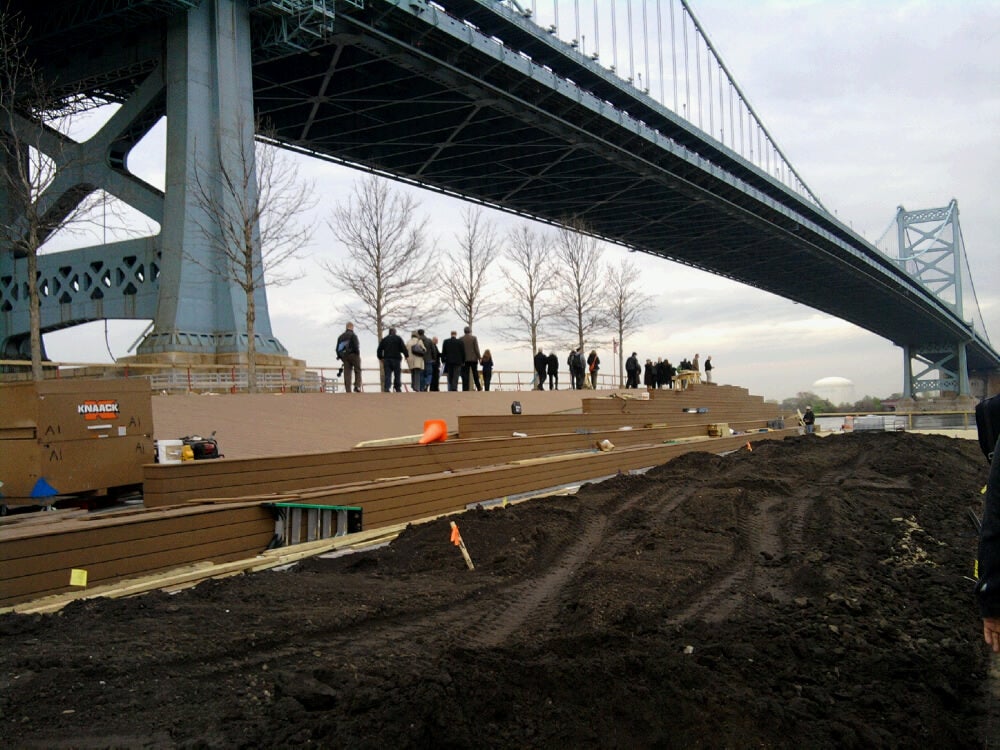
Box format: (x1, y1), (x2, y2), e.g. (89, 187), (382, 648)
(1, 431), (994, 748)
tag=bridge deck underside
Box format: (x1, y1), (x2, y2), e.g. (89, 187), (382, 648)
(252, 6), (994, 369)
(8, 1), (996, 370)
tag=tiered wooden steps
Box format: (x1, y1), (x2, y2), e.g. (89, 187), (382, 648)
(1, 384), (793, 608)
(458, 384), (780, 438)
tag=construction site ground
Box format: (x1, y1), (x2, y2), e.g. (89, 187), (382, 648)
(1, 428), (994, 748)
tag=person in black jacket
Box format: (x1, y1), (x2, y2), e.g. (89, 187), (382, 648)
(440, 331), (465, 391)
(978, 425), (1000, 651)
(547, 352), (559, 390)
(802, 406), (816, 434)
(625, 352), (640, 389)
(376, 327), (408, 392)
(534, 349), (548, 389)
(335, 322), (362, 392)
(643, 359), (655, 389)
(586, 350), (600, 389)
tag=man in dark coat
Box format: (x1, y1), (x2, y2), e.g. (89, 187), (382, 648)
(533, 349), (548, 390)
(335, 322), (362, 392)
(376, 327), (408, 392)
(625, 352), (640, 389)
(643, 359), (655, 389)
(567, 348), (585, 390)
(429, 337), (442, 391)
(460, 326), (482, 391)
(440, 330), (464, 392)
(546, 352), (559, 390)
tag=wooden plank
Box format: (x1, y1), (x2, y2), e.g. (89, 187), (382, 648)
(0, 529), (275, 606)
(0, 505), (270, 561)
(6, 517), (273, 579)
(141, 420), (774, 507)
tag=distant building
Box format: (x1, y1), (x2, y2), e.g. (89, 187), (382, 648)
(813, 376), (854, 406)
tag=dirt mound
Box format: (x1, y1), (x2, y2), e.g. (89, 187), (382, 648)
(1, 432), (994, 748)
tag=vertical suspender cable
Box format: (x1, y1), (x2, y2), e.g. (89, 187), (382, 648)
(594, 0), (600, 58)
(670, 0), (678, 111)
(695, 28), (702, 128)
(657, 0), (665, 105)
(553, 0), (558, 34)
(718, 63), (725, 142)
(706, 42), (713, 136)
(729, 82), (735, 151)
(574, 0), (580, 46)
(678, 0), (825, 207)
(682, 6), (690, 119)
(643, 0), (650, 93)
(611, 0), (618, 72)
(627, 0), (635, 83)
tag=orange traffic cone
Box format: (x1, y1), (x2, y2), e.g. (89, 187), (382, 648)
(418, 419), (448, 445)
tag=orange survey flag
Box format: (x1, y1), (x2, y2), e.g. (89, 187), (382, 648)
(450, 524), (461, 546)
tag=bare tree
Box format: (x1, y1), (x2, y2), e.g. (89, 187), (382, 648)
(191, 121), (314, 393)
(606, 257), (652, 386)
(322, 176), (438, 341)
(0, 9), (104, 379)
(551, 222), (607, 351)
(442, 206), (500, 327)
(498, 222), (559, 354)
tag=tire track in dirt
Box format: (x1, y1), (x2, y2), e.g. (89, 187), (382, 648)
(466, 512), (610, 648)
(471, 480), (702, 646)
(664, 449), (870, 625)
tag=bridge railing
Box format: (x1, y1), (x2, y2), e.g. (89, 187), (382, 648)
(0, 360), (623, 393)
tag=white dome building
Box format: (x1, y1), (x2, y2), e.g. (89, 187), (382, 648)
(813, 376), (855, 406)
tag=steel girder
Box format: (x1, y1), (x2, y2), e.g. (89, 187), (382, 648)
(251, 0), (998, 373)
(1, 0), (287, 359)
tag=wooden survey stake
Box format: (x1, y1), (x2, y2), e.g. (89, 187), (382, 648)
(450, 521), (475, 570)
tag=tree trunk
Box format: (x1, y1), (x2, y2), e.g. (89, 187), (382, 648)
(28, 248), (42, 381)
(246, 294), (257, 394)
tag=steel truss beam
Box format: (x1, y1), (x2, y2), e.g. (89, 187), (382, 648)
(1, 0), (286, 360)
(903, 343), (969, 397)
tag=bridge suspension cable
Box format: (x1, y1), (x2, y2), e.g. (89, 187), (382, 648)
(494, 0), (824, 209)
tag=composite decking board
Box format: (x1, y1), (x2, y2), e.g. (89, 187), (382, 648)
(296, 431), (796, 529)
(0, 505), (272, 561)
(5, 517), (274, 579)
(1, 536), (276, 603)
(142, 420), (774, 507)
(0, 534), (275, 606)
(457, 412), (779, 438)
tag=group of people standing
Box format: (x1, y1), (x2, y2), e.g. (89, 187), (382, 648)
(532, 348), (602, 390)
(622, 352), (713, 390)
(337, 322), (714, 394)
(337, 322), (495, 393)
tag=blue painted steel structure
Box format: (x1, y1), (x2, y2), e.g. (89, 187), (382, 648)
(1, 0), (996, 393)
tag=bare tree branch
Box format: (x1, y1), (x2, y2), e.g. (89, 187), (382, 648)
(322, 175), (439, 340)
(441, 206), (500, 327)
(189, 117), (315, 392)
(606, 257), (652, 386)
(551, 222), (608, 350)
(497, 222), (560, 353)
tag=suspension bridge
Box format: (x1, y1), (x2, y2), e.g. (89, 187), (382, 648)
(1, 0), (996, 397)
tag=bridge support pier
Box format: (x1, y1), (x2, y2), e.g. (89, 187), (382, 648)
(1, 0), (288, 365)
(901, 342), (973, 405)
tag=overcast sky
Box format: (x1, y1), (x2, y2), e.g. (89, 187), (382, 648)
(43, 0), (1000, 403)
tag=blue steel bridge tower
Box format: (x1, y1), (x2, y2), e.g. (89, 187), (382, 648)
(0, 0), (336, 364)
